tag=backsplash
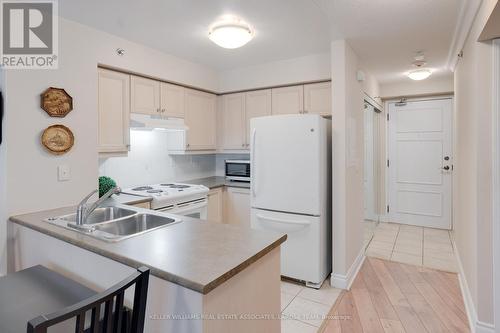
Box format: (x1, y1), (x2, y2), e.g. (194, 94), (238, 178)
(99, 130), (216, 188)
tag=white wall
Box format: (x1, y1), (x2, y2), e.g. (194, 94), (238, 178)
(218, 53), (330, 92)
(0, 18), (219, 275)
(380, 76), (454, 99)
(331, 40), (376, 283)
(99, 130), (216, 188)
(453, 0), (497, 327)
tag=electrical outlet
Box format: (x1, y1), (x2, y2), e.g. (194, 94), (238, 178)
(58, 165), (71, 181)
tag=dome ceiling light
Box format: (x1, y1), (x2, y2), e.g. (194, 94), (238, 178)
(208, 16), (254, 49)
(407, 52), (432, 80)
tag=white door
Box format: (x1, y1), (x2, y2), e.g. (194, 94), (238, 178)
(221, 93), (246, 150)
(225, 187), (251, 227)
(160, 82), (185, 118)
(304, 82), (332, 116)
(130, 76), (160, 115)
(245, 89), (272, 146)
(364, 104), (376, 221)
(388, 99), (453, 229)
(184, 89), (217, 150)
(251, 115), (324, 215)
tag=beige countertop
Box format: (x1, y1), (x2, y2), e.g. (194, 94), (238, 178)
(182, 176), (250, 189)
(9, 205), (285, 295)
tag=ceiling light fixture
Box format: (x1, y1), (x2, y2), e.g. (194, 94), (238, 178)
(407, 69), (432, 81)
(208, 17), (254, 49)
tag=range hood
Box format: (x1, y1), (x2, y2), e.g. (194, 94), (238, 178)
(130, 113), (188, 131)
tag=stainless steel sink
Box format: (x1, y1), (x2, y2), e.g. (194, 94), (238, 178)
(60, 207), (136, 224)
(94, 214), (177, 237)
(45, 207), (181, 242)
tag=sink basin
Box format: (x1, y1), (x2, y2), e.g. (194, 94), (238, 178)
(45, 206), (181, 242)
(94, 214), (177, 237)
(61, 207), (136, 224)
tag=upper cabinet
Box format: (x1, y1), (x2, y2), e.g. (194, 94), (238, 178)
(184, 88), (217, 150)
(271, 85), (304, 115)
(304, 82), (331, 116)
(98, 69), (130, 154)
(131, 76), (160, 115)
(221, 93), (246, 150)
(245, 89), (272, 144)
(131, 76), (185, 118)
(160, 82), (185, 118)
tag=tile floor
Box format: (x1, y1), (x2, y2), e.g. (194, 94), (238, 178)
(281, 278), (342, 333)
(365, 222), (458, 272)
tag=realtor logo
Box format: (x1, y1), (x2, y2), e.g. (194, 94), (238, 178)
(1, 0), (58, 69)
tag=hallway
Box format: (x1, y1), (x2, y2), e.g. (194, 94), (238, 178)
(319, 257), (470, 333)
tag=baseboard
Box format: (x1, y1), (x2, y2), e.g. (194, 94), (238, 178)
(331, 248), (365, 290)
(452, 239), (495, 333)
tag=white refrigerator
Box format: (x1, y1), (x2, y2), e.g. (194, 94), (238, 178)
(250, 114), (332, 288)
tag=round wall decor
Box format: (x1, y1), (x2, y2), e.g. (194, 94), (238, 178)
(41, 124), (74, 155)
(41, 87), (73, 117)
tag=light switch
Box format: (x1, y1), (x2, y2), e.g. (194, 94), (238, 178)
(58, 165), (71, 181)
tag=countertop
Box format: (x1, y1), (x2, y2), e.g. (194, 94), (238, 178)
(9, 205), (285, 295)
(182, 176), (251, 189)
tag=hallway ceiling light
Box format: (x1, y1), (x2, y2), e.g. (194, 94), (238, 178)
(208, 17), (254, 49)
(407, 69), (432, 81)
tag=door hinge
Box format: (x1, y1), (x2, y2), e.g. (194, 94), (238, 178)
(387, 159), (390, 167)
(387, 205), (390, 213)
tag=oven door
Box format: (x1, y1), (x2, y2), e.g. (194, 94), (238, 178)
(156, 198), (208, 219)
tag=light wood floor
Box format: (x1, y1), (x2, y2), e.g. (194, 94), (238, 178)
(319, 257), (470, 333)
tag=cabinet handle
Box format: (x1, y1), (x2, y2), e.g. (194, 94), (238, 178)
(156, 108), (161, 113)
(162, 108), (165, 113)
(186, 143), (190, 148)
(241, 144), (245, 147)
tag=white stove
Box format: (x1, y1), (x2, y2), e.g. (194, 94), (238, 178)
(122, 183), (209, 219)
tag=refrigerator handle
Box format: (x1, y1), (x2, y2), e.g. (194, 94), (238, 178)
(251, 128), (257, 197)
(256, 214), (312, 226)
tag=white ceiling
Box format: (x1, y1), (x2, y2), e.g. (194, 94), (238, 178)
(59, 0), (463, 85)
(315, 0), (463, 84)
(59, 0), (332, 71)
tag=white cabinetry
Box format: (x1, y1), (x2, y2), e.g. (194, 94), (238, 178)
(131, 76), (160, 115)
(184, 89), (217, 150)
(304, 82), (331, 116)
(245, 89), (272, 144)
(225, 187), (251, 228)
(98, 69), (130, 154)
(271, 85), (304, 115)
(221, 93), (246, 150)
(160, 82), (185, 118)
(207, 188), (224, 223)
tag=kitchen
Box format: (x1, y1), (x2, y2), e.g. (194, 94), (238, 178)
(1, 0), (496, 332)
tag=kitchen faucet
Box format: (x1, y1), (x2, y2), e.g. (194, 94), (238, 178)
(76, 187), (121, 226)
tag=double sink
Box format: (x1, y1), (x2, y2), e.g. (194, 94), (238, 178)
(45, 206), (180, 242)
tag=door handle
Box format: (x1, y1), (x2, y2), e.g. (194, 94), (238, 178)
(256, 214), (311, 226)
(251, 128), (257, 197)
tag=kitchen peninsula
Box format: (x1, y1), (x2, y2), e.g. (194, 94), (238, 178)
(8, 198), (286, 333)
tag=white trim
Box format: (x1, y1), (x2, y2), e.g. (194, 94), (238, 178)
(492, 38), (500, 333)
(446, 0), (482, 71)
(453, 237), (496, 333)
(330, 248), (365, 290)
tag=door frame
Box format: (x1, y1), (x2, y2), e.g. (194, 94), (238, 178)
(384, 96), (454, 227)
(492, 38), (500, 333)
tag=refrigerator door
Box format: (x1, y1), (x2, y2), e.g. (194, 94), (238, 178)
(250, 114), (326, 216)
(251, 208), (328, 284)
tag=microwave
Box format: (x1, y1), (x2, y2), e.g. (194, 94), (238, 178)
(225, 160), (251, 182)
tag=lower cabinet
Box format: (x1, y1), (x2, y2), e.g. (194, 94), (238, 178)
(224, 187), (251, 228)
(207, 188), (224, 223)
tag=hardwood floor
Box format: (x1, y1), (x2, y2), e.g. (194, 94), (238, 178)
(319, 258), (470, 333)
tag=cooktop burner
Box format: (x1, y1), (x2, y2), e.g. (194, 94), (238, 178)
(160, 184), (191, 189)
(146, 189), (163, 193)
(132, 186), (154, 191)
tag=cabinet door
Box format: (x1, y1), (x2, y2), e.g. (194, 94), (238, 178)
(184, 88), (217, 150)
(225, 187), (251, 228)
(98, 69), (130, 153)
(222, 93), (246, 150)
(207, 188), (224, 223)
(271, 85), (304, 115)
(131, 76), (160, 115)
(160, 82), (185, 118)
(304, 82), (331, 116)
(245, 89), (272, 146)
